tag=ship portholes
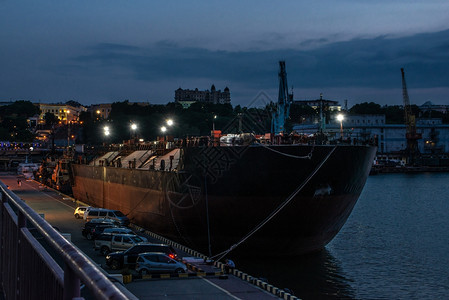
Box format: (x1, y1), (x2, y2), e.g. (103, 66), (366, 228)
(165, 173), (202, 209)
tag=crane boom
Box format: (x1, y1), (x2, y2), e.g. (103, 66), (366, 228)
(401, 68), (421, 164)
(271, 61), (292, 137)
(401, 68), (413, 128)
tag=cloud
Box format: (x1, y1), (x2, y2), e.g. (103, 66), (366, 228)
(71, 29), (449, 90)
(2, 28), (448, 106)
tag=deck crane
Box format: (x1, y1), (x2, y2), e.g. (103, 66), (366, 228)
(271, 61), (292, 142)
(401, 68), (421, 165)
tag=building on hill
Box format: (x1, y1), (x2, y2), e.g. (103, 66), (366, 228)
(175, 85), (231, 107)
(89, 103), (112, 120)
(39, 103), (86, 122)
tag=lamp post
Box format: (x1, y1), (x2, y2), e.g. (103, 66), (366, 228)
(66, 110), (70, 151)
(337, 114), (344, 138)
(212, 115), (217, 131)
(130, 123), (137, 139)
(104, 126), (110, 144)
(160, 119), (174, 136)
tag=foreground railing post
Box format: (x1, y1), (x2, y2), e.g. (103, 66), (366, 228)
(17, 210), (26, 299)
(64, 263), (81, 300)
(0, 190), (4, 291)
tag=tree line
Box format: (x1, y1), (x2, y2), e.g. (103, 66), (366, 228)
(1, 100), (447, 144)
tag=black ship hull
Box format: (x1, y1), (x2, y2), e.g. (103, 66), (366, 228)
(71, 144), (376, 257)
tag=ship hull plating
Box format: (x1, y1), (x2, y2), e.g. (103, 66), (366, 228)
(71, 144), (376, 257)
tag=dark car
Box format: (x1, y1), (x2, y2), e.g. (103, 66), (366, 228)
(81, 218), (119, 240)
(105, 243), (178, 270)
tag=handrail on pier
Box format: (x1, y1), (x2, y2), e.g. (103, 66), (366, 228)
(0, 181), (133, 300)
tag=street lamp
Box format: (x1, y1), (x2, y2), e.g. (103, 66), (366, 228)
(130, 123), (137, 139)
(66, 110), (70, 150)
(160, 126), (167, 133)
(104, 126), (110, 136)
(166, 119), (174, 126)
(213, 115), (217, 131)
(337, 114), (344, 138)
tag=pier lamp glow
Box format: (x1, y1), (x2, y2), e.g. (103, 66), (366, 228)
(166, 119), (174, 126)
(160, 126), (167, 133)
(213, 115), (217, 131)
(130, 123), (138, 139)
(104, 126), (110, 136)
(337, 114), (344, 137)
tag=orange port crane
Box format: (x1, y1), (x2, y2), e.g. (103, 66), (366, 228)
(401, 68), (421, 165)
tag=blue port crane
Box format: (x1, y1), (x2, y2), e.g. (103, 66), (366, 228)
(271, 61), (292, 137)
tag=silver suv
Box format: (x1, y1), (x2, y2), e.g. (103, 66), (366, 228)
(136, 252), (187, 275)
(94, 233), (146, 255)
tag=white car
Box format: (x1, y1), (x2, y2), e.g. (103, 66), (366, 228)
(74, 206), (91, 219)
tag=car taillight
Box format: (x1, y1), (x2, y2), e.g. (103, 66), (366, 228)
(168, 254), (175, 259)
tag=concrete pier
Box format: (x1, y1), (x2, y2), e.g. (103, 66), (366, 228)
(1, 174), (294, 300)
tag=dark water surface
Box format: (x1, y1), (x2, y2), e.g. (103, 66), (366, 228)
(237, 173), (449, 299)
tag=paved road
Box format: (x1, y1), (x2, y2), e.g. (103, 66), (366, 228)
(2, 174), (279, 300)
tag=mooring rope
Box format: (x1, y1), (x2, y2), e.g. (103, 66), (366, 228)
(254, 142), (314, 159)
(212, 145), (337, 262)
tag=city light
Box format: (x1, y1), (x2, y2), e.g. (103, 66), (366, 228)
(161, 126), (167, 133)
(336, 114), (344, 122)
(104, 126), (110, 136)
(131, 123), (137, 130)
(337, 114), (344, 137)
(166, 119), (174, 126)
(213, 115), (217, 131)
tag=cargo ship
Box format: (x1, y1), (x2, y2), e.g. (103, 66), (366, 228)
(71, 141), (376, 257)
(70, 62), (376, 257)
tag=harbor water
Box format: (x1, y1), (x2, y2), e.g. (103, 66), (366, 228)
(237, 173), (449, 299)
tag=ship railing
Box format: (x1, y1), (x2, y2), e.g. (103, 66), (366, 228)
(0, 181), (135, 300)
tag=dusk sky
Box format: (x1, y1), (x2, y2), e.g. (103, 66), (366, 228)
(1, 0), (448, 108)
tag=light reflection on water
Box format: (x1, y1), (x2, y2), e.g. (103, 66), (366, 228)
(237, 250), (356, 299)
(236, 173), (449, 299)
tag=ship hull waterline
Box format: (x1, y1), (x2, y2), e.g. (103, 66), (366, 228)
(71, 144), (376, 257)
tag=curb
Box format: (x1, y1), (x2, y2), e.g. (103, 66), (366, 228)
(129, 224), (299, 300)
(139, 271), (224, 280)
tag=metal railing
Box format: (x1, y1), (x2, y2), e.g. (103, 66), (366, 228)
(0, 181), (132, 300)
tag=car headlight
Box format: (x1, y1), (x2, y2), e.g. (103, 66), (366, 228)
(106, 255), (111, 260)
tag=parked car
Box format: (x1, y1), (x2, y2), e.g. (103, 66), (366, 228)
(81, 218), (119, 240)
(102, 227), (140, 236)
(105, 243), (178, 270)
(83, 208), (130, 226)
(136, 252), (187, 275)
(74, 206), (91, 219)
(94, 233), (146, 255)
